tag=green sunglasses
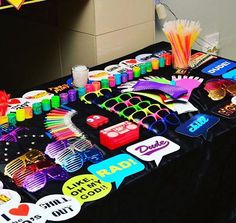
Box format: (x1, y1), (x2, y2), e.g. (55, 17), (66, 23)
(99, 93), (133, 110)
(118, 101), (152, 119)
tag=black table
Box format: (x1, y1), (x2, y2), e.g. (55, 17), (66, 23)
(1, 41), (236, 223)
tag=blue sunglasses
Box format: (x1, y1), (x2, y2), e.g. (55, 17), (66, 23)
(59, 146), (104, 173)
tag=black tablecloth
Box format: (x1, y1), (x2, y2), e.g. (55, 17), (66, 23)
(1, 41), (236, 223)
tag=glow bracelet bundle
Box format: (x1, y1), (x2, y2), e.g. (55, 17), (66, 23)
(163, 19), (201, 69)
(44, 106), (83, 140)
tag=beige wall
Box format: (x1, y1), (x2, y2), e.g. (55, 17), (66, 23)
(156, 0), (236, 61)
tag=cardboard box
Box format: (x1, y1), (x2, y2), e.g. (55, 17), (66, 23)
(60, 21), (155, 75)
(96, 21), (155, 64)
(60, 29), (97, 75)
(58, 0), (155, 35)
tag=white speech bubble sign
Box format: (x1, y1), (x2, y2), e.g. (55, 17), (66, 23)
(0, 181), (3, 189)
(0, 203), (47, 223)
(22, 90), (54, 105)
(126, 136), (180, 166)
(36, 194), (81, 222)
(0, 189), (21, 212)
(231, 96), (236, 105)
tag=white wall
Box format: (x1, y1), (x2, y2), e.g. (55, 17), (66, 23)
(155, 0), (236, 60)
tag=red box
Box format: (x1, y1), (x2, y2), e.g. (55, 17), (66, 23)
(100, 121), (139, 150)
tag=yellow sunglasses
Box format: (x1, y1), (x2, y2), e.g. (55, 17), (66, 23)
(4, 149), (46, 178)
(80, 88), (112, 104)
(128, 104), (161, 123)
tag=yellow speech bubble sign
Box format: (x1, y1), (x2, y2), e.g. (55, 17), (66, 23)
(62, 174), (112, 205)
(6, 0), (25, 10)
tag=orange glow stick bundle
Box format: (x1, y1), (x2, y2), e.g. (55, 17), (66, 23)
(163, 20), (201, 69)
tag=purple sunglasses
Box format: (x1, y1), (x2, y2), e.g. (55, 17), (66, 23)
(22, 165), (69, 192)
(0, 127), (29, 142)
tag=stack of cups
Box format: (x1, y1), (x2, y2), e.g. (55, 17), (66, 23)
(72, 65), (89, 88)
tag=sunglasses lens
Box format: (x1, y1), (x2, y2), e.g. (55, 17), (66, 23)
(140, 116), (156, 128)
(0, 134), (17, 143)
(84, 148), (104, 163)
(45, 140), (68, 158)
(119, 93), (132, 101)
(14, 127), (29, 136)
(25, 149), (45, 163)
(131, 111), (147, 123)
(93, 96), (108, 105)
(13, 165), (36, 187)
(46, 166), (69, 181)
(4, 158), (25, 178)
(104, 99), (118, 108)
(36, 160), (54, 169)
(113, 103), (127, 112)
(165, 113), (180, 126)
(23, 172), (46, 192)
(72, 138), (93, 152)
(122, 107), (137, 117)
(84, 93), (98, 102)
(61, 153), (83, 173)
(149, 120), (166, 135)
(55, 148), (74, 164)
(100, 88), (111, 96)
(157, 109), (169, 118)
(148, 105), (160, 114)
(129, 97), (141, 105)
(138, 101), (150, 109)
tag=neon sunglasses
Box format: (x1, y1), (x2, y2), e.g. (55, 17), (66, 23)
(137, 113), (167, 135)
(45, 138), (92, 159)
(57, 146), (104, 173)
(4, 149), (46, 178)
(118, 101), (152, 119)
(0, 127), (29, 143)
(54, 138), (93, 165)
(109, 96), (142, 113)
(81, 88), (112, 104)
(138, 109), (180, 135)
(12, 160), (55, 187)
(98, 93), (133, 110)
(22, 165), (69, 192)
(127, 104), (161, 122)
(45, 140), (69, 159)
(155, 108), (180, 126)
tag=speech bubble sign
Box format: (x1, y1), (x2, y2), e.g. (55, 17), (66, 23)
(211, 100), (236, 119)
(0, 181), (3, 189)
(222, 68), (236, 81)
(201, 59), (236, 76)
(88, 154), (145, 189)
(0, 203), (47, 223)
(0, 189), (21, 212)
(175, 114), (220, 139)
(36, 194), (81, 222)
(126, 136), (180, 166)
(62, 174), (112, 205)
(232, 96), (236, 105)
(22, 90), (54, 105)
